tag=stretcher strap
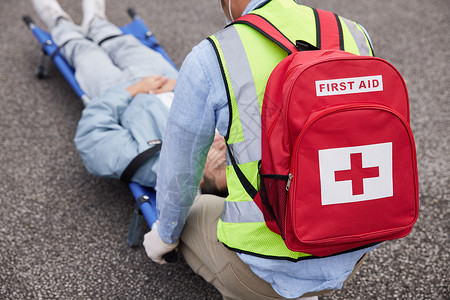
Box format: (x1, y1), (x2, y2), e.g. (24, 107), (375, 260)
(49, 38), (84, 60)
(47, 35), (123, 60)
(98, 34), (123, 46)
(121, 142), (162, 183)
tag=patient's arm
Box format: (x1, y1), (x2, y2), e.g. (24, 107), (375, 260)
(74, 81), (169, 188)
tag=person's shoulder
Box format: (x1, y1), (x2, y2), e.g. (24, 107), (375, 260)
(189, 25), (238, 62)
(187, 39), (217, 63)
(180, 38), (219, 80)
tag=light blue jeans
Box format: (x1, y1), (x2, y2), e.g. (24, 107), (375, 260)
(51, 18), (178, 99)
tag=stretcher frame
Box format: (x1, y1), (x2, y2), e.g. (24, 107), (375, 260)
(23, 8), (177, 261)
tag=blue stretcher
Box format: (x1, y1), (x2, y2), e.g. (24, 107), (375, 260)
(23, 8), (177, 262)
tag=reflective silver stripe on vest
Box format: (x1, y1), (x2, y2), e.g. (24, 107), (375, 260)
(341, 17), (371, 56)
(221, 200), (265, 223)
(215, 27), (261, 166)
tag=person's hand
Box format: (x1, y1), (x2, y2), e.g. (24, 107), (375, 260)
(149, 78), (176, 94)
(143, 221), (179, 264)
(126, 76), (175, 97)
(200, 133), (227, 193)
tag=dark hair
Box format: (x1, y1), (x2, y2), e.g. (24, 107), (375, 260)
(200, 175), (228, 198)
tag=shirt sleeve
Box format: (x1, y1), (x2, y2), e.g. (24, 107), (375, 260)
(74, 84), (140, 179)
(156, 41), (228, 244)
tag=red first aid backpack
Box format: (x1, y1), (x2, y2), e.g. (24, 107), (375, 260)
(237, 12), (419, 257)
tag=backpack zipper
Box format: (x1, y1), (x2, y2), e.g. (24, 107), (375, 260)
(286, 173), (294, 191)
(289, 103), (412, 186)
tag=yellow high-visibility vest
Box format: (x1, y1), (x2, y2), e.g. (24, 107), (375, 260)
(208, 0), (373, 260)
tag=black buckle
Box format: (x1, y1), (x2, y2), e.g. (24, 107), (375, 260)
(295, 40), (319, 51)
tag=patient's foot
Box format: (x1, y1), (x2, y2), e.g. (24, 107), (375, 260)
(81, 0), (106, 34)
(31, 0), (72, 29)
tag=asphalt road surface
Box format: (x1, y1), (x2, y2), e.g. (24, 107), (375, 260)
(0, 0), (448, 299)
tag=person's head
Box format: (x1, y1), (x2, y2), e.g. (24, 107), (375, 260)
(200, 133), (228, 197)
(219, 0), (252, 23)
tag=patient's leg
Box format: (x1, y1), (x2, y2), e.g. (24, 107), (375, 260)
(86, 18), (178, 81)
(51, 19), (126, 99)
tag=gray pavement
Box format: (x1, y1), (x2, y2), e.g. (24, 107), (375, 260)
(0, 0), (448, 299)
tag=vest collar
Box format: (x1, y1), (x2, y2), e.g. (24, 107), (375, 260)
(242, 0), (269, 16)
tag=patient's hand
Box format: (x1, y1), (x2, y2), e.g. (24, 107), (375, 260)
(150, 78), (176, 94)
(126, 76), (176, 97)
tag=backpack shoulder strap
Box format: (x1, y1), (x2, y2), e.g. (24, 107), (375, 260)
(232, 8), (344, 53)
(313, 8), (345, 51)
(232, 14), (298, 54)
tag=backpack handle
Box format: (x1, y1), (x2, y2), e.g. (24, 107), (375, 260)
(232, 8), (345, 54)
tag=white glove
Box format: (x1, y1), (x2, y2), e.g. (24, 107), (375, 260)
(143, 221), (179, 264)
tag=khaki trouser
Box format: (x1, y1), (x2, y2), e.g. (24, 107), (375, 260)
(180, 194), (367, 300)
